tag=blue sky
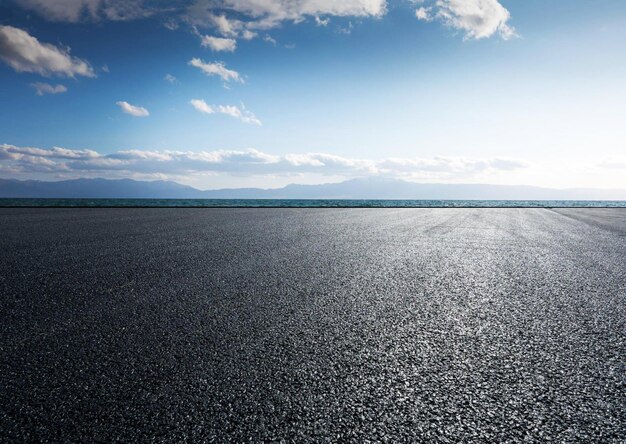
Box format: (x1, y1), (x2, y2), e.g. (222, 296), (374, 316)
(1, 0), (625, 189)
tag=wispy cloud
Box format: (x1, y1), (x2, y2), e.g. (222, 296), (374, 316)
(164, 73), (178, 83)
(0, 25), (95, 77)
(315, 16), (330, 26)
(12, 0), (155, 23)
(190, 99), (261, 125)
(598, 159), (626, 170)
(263, 35), (277, 46)
(30, 82), (68, 96)
(0, 144), (528, 181)
(116, 101), (150, 117)
(188, 58), (243, 83)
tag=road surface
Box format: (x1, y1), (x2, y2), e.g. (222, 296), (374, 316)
(1, 208), (625, 442)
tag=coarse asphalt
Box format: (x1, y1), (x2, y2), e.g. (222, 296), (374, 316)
(1, 208), (625, 442)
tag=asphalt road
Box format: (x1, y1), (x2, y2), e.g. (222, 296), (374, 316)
(1, 208), (625, 442)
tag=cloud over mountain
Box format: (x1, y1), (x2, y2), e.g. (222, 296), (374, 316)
(0, 144), (528, 182)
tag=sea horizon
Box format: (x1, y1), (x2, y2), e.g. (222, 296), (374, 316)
(2, 198), (626, 208)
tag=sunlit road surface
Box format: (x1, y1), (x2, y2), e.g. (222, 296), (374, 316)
(1, 208), (625, 442)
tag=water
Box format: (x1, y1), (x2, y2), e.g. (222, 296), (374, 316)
(1, 199), (626, 208)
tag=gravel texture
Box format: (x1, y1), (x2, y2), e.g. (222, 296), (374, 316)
(1, 208), (625, 442)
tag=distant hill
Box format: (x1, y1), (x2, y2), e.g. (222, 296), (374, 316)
(1, 177), (626, 200)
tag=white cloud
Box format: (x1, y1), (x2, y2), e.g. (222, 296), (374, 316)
(188, 58), (243, 83)
(219, 0), (386, 27)
(190, 99), (261, 125)
(0, 25), (95, 77)
(432, 0), (517, 40)
(201, 35), (237, 52)
(164, 73), (178, 83)
(0, 143), (528, 181)
(31, 82), (68, 96)
(116, 101), (150, 117)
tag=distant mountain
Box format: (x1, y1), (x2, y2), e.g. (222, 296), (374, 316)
(1, 177), (626, 200)
(0, 178), (205, 199)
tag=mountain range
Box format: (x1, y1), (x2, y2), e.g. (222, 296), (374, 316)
(1, 177), (626, 200)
